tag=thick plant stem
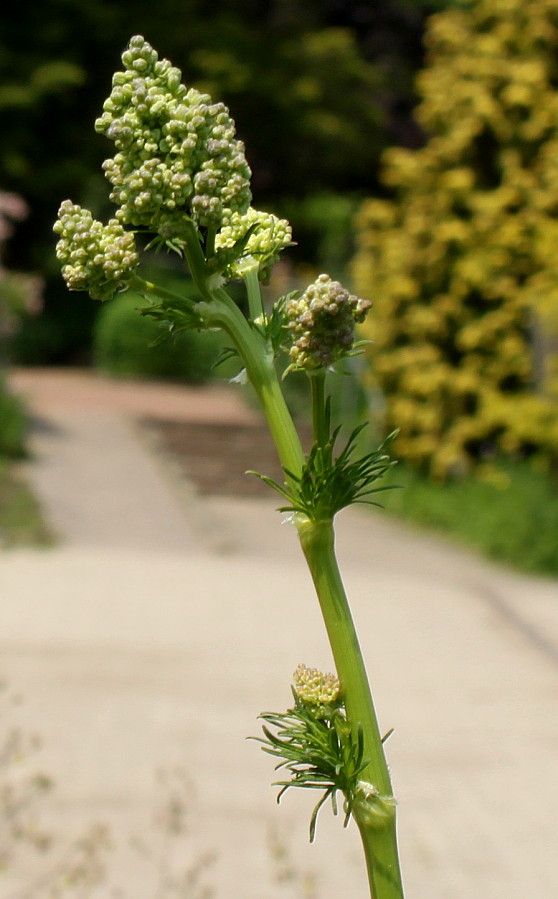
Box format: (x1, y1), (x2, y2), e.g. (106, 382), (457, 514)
(297, 518), (405, 899)
(359, 821), (405, 899)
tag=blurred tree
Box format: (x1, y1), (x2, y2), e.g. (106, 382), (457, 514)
(0, 0), (441, 361)
(0, 193), (42, 352)
(0, 193), (41, 456)
(353, 0), (558, 477)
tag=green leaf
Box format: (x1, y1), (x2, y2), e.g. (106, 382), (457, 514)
(253, 695), (369, 842)
(253, 426), (400, 521)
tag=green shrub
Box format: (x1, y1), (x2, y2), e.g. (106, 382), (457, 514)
(384, 461), (558, 576)
(353, 0), (558, 477)
(0, 376), (26, 458)
(93, 291), (228, 384)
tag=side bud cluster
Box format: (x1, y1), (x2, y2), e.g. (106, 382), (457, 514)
(215, 207), (292, 281)
(293, 664), (341, 709)
(53, 201), (138, 301)
(286, 274), (372, 371)
(95, 35), (252, 236)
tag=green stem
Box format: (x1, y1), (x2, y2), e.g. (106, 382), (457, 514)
(161, 228), (404, 895)
(244, 266), (265, 322)
(310, 371), (328, 447)
(129, 274), (193, 307)
(297, 518), (404, 899)
(182, 220), (214, 303)
(176, 224), (301, 477)
(197, 288), (304, 480)
(358, 822), (404, 899)
(205, 225), (216, 259)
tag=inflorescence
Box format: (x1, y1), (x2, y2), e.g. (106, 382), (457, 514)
(95, 35), (252, 237)
(286, 274), (372, 371)
(292, 663), (340, 708)
(256, 665), (369, 842)
(53, 201), (139, 302)
(52, 36), (372, 370)
(53, 36), (295, 301)
(215, 207), (292, 281)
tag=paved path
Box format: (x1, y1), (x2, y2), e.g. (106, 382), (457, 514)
(2, 367), (558, 898)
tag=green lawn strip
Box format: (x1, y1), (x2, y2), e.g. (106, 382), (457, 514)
(0, 458), (54, 548)
(384, 461), (558, 578)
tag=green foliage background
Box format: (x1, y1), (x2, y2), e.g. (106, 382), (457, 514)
(353, 0), (558, 476)
(93, 292), (227, 384)
(0, 375), (26, 457)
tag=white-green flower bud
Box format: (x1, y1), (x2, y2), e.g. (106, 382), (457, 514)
(95, 35), (252, 237)
(215, 207), (292, 280)
(53, 200), (138, 301)
(286, 274), (372, 371)
(292, 664), (340, 706)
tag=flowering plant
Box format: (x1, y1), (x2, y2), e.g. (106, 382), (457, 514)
(54, 36), (404, 899)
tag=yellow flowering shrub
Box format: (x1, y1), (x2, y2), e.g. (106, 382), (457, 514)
(353, 0), (558, 476)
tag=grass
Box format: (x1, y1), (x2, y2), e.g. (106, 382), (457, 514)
(382, 459), (558, 577)
(0, 458), (53, 548)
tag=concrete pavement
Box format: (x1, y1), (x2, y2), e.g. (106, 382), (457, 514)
(2, 367), (558, 898)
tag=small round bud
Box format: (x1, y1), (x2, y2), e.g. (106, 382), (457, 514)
(285, 274), (372, 371)
(292, 664), (340, 706)
(53, 200), (138, 301)
(215, 207), (292, 280)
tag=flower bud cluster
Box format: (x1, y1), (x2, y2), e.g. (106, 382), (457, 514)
(293, 664), (340, 706)
(95, 35), (252, 236)
(286, 274), (372, 371)
(215, 208), (292, 281)
(53, 201), (138, 301)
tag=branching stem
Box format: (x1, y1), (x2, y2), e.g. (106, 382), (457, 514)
(139, 247), (405, 897)
(196, 287), (304, 483)
(203, 291), (405, 898)
(143, 216), (404, 899)
(128, 275), (192, 307)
